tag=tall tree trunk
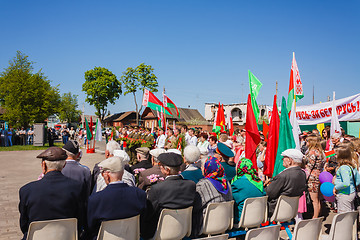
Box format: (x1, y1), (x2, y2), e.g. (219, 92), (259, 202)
(133, 92), (138, 125)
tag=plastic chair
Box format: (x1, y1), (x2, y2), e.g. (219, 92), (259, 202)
(292, 217), (323, 240)
(270, 195), (300, 223)
(96, 215), (139, 240)
(237, 196), (268, 230)
(201, 200), (234, 236)
(153, 206), (193, 240)
(26, 218), (77, 240)
(244, 225), (281, 240)
(194, 233), (229, 240)
(321, 211), (358, 240)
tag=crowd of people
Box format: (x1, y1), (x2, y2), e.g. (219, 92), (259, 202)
(0, 127), (34, 146)
(18, 124), (360, 239)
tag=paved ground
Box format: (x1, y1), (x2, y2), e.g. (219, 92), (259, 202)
(0, 141), (355, 239)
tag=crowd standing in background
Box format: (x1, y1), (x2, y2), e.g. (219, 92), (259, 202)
(18, 124), (360, 239)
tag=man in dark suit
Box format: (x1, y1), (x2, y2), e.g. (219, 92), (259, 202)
(137, 148), (166, 191)
(141, 152), (196, 239)
(131, 147), (152, 175)
(62, 140), (92, 196)
(87, 156), (147, 240)
(19, 147), (86, 240)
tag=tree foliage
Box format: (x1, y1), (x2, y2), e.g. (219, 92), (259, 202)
(121, 63), (158, 125)
(0, 51), (60, 128)
(58, 92), (82, 123)
(82, 67), (122, 122)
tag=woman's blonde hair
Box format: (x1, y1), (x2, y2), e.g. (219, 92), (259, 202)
(335, 145), (355, 168)
(307, 135), (322, 151)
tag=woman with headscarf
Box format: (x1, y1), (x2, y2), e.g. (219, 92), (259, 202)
(192, 157), (233, 237)
(231, 158), (265, 224)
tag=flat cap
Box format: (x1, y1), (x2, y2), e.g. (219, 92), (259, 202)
(62, 140), (79, 155)
(167, 148), (182, 155)
(281, 149), (304, 163)
(158, 152), (183, 167)
(216, 142), (235, 158)
(113, 150), (130, 163)
(37, 147), (67, 161)
(98, 156), (124, 172)
(136, 147), (150, 156)
(150, 148), (166, 158)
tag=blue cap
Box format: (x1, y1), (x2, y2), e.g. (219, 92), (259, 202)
(216, 142), (234, 158)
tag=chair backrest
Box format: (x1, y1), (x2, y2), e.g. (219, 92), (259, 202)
(292, 217), (323, 240)
(238, 196), (268, 229)
(244, 225), (281, 240)
(202, 200), (234, 235)
(96, 215), (139, 240)
(327, 211), (358, 240)
(270, 195), (299, 223)
(153, 206), (193, 240)
(26, 218), (77, 240)
(194, 233), (229, 240)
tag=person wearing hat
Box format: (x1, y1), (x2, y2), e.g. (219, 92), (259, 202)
(215, 142), (236, 181)
(144, 128), (155, 146)
(141, 152), (196, 239)
(181, 145), (204, 183)
(264, 148), (307, 216)
(87, 156), (147, 240)
(137, 148), (166, 191)
(19, 147), (86, 240)
(131, 147), (152, 171)
(62, 140), (92, 196)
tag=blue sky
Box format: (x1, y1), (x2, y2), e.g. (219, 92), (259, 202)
(1, 0), (359, 116)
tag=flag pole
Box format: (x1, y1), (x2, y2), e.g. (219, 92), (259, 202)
(163, 87), (167, 129)
(293, 52), (297, 110)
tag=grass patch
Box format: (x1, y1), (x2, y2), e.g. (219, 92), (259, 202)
(0, 142), (63, 151)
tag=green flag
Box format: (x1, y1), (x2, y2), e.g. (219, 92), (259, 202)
(249, 70), (263, 122)
(272, 97), (296, 177)
(85, 118), (92, 141)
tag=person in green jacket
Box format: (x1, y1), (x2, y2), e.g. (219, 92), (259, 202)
(231, 158), (265, 224)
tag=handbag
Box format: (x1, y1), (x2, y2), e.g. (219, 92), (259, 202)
(349, 166), (360, 209)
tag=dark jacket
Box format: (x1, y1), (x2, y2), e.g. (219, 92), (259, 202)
(62, 160), (92, 197)
(141, 175), (196, 239)
(265, 166), (306, 216)
(131, 160), (153, 174)
(19, 171), (86, 239)
(137, 165), (165, 191)
(87, 183), (147, 240)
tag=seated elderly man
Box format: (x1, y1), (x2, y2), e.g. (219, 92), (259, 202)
(265, 149), (307, 216)
(141, 152), (196, 239)
(87, 156), (147, 240)
(19, 147), (86, 240)
(92, 141), (135, 193)
(62, 140), (91, 196)
(181, 145), (204, 183)
(131, 147), (152, 176)
(137, 148), (166, 191)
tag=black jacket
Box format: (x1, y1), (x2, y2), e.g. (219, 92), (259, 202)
(19, 171), (86, 239)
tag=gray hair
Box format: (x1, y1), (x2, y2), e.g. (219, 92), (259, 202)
(331, 132), (341, 139)
(106, 140), (121, 155)
(64, 149), (77, 160)
(162, 165), (180, 175)
(44, 160), (66, 171)
(184, 145), (201, 163)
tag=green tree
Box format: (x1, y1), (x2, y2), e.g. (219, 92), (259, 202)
(58, 92), (82, 123)
(82, 67), (121, 123)
(121, 63), (158, 125)
(0, 51), (60, 128)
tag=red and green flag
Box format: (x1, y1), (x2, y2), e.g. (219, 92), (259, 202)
(142, 89), (172, 115)
(325, 150), (336, 159)
(164, 94), (180, 117)
(273, 97), (296, 177)
(212, 103), (226, 134)
(85, 117), (92, 141)
(245, 94), (261, 168)
(287, 52), (304, 112)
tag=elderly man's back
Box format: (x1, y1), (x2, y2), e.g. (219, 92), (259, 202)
(19, 171), (85, 239)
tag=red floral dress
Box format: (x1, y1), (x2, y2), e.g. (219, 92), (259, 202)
(305, 149), (325, 193)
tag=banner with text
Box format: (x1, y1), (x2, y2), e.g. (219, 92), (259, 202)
(266, 93), (360, 125)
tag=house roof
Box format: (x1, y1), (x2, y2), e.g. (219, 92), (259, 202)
(103, 112), (124, 122)
(141, 107), (207, 124)
(113, 111), (136, 121)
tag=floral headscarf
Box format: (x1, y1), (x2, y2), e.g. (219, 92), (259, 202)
(204, 157), (228, 194)
(232, 158), (263, 192)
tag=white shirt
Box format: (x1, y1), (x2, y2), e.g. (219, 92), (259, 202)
(156, 134), (166, 148)
(189, 136), (198, 146)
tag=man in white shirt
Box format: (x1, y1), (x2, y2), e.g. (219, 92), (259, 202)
(188, 128), (198, 146)
(155, 128), (166, 149)
(181, 125), (190, 145)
